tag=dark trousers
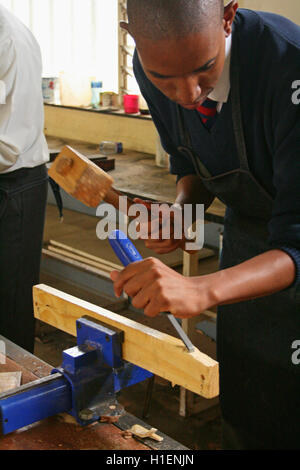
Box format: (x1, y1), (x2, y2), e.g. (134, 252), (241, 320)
(0, 164), (48, 353)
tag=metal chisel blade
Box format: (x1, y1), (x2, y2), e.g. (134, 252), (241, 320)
(165, 313), (195, 353)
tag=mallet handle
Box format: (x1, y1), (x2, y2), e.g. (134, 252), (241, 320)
(103, 187), (135, 215)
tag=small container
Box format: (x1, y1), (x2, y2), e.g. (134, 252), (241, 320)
(101, 92), (113, 107)
(123, 94), (139, 114)
(99, 141), (123, 156)
(42, 77), (60, 104)
(91, 81), (103, 108)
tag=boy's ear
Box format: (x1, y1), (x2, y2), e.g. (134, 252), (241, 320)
(120, 21), (130, 32)
(223, 1), (238, 36)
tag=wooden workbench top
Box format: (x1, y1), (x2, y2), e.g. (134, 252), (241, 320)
(47, 137), (225, 224)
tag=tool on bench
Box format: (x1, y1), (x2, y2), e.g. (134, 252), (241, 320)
(0, 317), (152, 435)
(108, 230), (195, 353)
(88, 154), (115, 172)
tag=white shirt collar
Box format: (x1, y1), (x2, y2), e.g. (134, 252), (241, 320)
(208, 33), (232, 105)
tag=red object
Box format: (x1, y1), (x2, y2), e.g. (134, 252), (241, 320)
(196, 105), (217, 117)
(196, 98), (218, 129)
(123, 94), (139, 114)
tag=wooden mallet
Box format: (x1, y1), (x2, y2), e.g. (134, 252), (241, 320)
(48, 145), (132, 211)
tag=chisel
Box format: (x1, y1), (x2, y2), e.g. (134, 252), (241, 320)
(108, 230), (195, 353)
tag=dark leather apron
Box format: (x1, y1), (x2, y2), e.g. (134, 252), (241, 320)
(175, 34), (300, 449)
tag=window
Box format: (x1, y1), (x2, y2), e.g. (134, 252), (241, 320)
(118, 0), (139, 94)
(2, 0), (119, 93)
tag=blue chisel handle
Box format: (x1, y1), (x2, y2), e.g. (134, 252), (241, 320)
(109, 230), (143, 267)
(109, 230), (195, 352)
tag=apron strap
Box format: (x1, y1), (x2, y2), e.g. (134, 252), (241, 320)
(230, 30), (250, 173)
(176, 105), (212, 178)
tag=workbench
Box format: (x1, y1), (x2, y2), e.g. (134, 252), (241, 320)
(0, 335), (187, 450)
(46, 137), (225, 225)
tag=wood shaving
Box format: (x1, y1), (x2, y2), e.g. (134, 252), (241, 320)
(128, 424), (164, 442)
(0, 372), (22, 393)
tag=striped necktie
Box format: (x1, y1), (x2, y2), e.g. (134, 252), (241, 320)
(197, 98), (218, 130)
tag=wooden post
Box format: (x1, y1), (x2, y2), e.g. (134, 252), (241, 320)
(180, 251), (200, 417)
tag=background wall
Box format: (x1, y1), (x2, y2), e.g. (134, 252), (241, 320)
(238, 0), (300, 25)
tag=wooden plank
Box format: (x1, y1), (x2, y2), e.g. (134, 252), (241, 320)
(49, 240), (122, 271)
(42, 248), (112, 279)
(48, 239), (214, 271)
(33, 284), (219, 399)
(47, 246), (121, 272)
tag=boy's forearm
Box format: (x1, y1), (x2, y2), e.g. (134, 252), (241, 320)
(204, 249), (296, 308)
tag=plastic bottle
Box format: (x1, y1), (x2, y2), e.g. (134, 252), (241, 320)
(91, 81), (102, 108)
(99, 141), (123, 156)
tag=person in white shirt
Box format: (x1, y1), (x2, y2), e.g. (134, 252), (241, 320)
(0, 5), (49, 352)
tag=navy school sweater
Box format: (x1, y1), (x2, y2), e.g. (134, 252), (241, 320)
(133, 9), (300, 285)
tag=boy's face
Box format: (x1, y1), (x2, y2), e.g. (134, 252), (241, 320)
(123, 1), (238, 109)
(136, 26), (227, 109)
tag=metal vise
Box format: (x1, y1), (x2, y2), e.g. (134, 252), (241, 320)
(0, 317), (152, 435)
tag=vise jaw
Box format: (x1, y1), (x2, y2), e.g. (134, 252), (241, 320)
(53, 316), (153, 426)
